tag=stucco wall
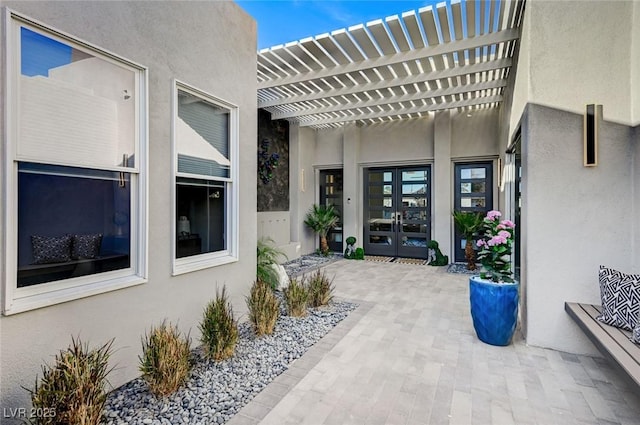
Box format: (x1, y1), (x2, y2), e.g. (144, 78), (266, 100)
(359, 119), (434, 164)
(522, 104), (635, 355)
(451, 109), (499, 159)
(314, 128), (343, 166)
(289, 126), (317, 255)
(634, 126), (640, 270)
(511, 0), (635, 134)
(633, 2), (640, 125)
(0, 0), (256, 413)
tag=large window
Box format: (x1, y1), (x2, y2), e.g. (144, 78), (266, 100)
(172, 82), (238, 274)
(4, 13), (147, 314)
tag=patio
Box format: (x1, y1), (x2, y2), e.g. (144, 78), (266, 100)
(230, 260), (640, 425)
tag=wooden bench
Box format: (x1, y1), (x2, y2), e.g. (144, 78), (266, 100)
(565, 302), (640, 389)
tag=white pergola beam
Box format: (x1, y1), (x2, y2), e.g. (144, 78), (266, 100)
(258, 28), (518, 89)
(271, 79), (507, 119)
(298, 95), (502, 127)
(259, 58), (511, 108)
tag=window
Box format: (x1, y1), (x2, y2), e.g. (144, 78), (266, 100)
(172, 81), (238, 274)
(3, 13), (147, 314)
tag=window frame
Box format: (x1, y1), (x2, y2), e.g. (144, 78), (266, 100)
(171, 79), (238, 275)
(2, 10), (149, 315)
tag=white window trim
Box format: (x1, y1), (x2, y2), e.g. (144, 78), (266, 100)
(2, 10), (149, 315)
(171, 79), (239, 276)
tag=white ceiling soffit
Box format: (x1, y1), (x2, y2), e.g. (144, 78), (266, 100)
(257, 0), (525, 129)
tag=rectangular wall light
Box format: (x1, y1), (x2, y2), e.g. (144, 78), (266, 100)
(584, 104), (602, 167)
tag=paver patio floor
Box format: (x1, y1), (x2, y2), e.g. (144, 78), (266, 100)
(229, 260), (640, 425)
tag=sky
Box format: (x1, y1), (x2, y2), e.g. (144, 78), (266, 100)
(235, 0), (440, 50)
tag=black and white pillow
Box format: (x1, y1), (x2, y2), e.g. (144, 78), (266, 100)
(597, 265), (640, 331)
(31, 235), (72, 264)
(71, 234), (103, 260)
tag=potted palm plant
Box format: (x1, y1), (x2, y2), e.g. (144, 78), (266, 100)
(452, 210), (484, 270)
(469, 210), (518, 346)
(304, 204), (339, 256)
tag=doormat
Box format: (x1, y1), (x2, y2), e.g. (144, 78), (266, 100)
(364, 255), (394, 263)
(393, 258), (427, 266)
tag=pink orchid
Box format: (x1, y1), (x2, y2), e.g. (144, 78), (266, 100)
(486, 210), (502, 221)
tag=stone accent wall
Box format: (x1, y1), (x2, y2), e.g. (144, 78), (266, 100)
(257, 109), (289, 211)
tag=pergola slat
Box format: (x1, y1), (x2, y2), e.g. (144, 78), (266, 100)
(259, 58), (511, 108)
(298, 95), (503, 127)
(256, 0), (522, 129)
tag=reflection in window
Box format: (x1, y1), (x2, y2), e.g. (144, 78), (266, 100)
(402, 170), (428, 181)
(370, 236), (392, 245)
(461, 168), (486, 179)
(461, 197), (486, 208)
(19, 27), (136, 170)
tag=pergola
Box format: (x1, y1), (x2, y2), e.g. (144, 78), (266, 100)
(257, 0), (525, 129)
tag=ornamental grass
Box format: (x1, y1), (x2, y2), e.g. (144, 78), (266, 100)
(306, 269), (335, 308)
(284, 278), (309, 317)
(247, 280), (280, 335)
(139, 321), (192, 397)
(26, 336), (114, 425)
(200, 286), (239, 361)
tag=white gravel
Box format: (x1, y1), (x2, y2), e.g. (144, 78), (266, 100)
(102, 296), (357, 425)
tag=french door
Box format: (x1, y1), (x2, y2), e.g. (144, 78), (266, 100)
(453, 162), (493, 262)
(319, 169), (343, 252)
(364, 166), (431, 259)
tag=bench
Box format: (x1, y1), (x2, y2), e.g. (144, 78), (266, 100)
(565, 302), (640, 389)
(18, 254), (129, 287)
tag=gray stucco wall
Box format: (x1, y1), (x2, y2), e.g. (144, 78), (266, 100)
(635, 126), (640, 270)
(0, 1), (256, 413)
(522, 104), (637, 355)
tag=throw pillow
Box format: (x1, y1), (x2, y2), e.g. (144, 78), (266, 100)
(71, 234), (103, 260)
(31, 235), (72, 264)
(597, 265), (640, 331)
(632, 322), (640, 345)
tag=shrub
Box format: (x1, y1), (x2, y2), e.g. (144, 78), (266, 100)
(247, 280), (280, 335)
(27, 336), (114, 425)
(139, 321), (191, 397)
(307, 269), (335, 307)
(354, 247), (365, 260)
(200, 287), (239, 361)
(284, 278), (309, 317)
(257, 237), (287, 290)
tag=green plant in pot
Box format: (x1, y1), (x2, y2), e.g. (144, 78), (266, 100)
(452, 210), (484, 270)
(304, 204), (339, 256)
(469, 210), (519, 346)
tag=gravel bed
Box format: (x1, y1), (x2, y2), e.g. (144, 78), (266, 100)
(447, 262), (479, 274)
(102, 295), (357, 425)
(282, 253), (342, 277)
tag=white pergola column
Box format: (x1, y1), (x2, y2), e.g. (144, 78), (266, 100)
(342, 123), (361, 252)
(433, 110), (453, 260)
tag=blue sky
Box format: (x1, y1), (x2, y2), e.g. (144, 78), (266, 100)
(236, 0), (439, 50)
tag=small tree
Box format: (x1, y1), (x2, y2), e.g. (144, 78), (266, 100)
(452, 210), (484, 271)
(304, 204), (339, 256)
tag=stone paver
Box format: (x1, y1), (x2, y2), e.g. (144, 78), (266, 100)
(228, 260), (640, 425)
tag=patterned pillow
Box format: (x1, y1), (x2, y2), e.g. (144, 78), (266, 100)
(71, 234), (103, 260)
(633, 322), (640, 345)
(597, 265), (640, 331)
(31, 235), (72, 264)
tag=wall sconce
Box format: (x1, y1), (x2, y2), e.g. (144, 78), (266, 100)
(584, 104), (602, 167)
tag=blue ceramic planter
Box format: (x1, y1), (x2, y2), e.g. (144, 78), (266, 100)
(469, 276), (519, 346)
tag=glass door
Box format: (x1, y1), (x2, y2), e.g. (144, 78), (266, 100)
(319, 169), (343, 252)
(453, 162), (493, 262)
(364, 166), (431, 259)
